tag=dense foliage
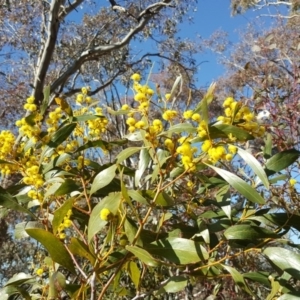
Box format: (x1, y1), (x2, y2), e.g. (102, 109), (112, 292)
(0, 73), (299, 299)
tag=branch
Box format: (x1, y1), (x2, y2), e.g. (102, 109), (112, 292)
(33, 0), (63, 104)
(59, 0), (85, 19)
(50, 0), (172, 94)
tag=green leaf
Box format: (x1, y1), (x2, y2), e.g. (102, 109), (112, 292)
(278, 293), (300, 299)
(236, 146), (269, 189)
(116, 147), (143, 164)
(75, 139), (127, 153)
(68, 237), (96, 265)
(0, 286), (31, 300)
(5, 273), (35, 286)
(126, 246), (159, 267)
(127, 190), (149, 205)
(25, 228), (75, 273)
(156, 276), (188, 295)
(243, 271), (271, 287)
(209, 124), (254, 140)
(55, 179), (80, 196)
(223, 265), (253, 295)
(126, 261), (141, 289)
(206, 164), (265, 204)
(52, 198), (73, 234)
(41, 85), (50, 115)
(88, 192), (122, 243)
(263, 133), (272, 159)
(224, 224), (278, 240)
(73, 114), (105, 122)
(135, 148), (150, 187)
(160, 123), (196, 135)
(263, 247), (300, 279)
(43, 153), (72, 174)
(0, 190), (36, 219)
(265, 149), (300, 176)
(90, 164), (117, 196)
(148, 237), (209, 264)
(48, 123), (77, 148)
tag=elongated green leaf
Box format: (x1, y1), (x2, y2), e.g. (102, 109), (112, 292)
(126, 261), (141, 289)
(68, 237), (96, 265)
(25, 228), (75, 273)
(48, 123), (77, 148)
(206, 164), (265, 204)
(264, 247), (300, 279)
(0, 191), (36, 219)
(243, 271), (271, 287)
(41, 85), (50, 115)
(224, 224), (278, 240)
(126, 246), (159, 267)
(265, 149), (300, 176)
(127, 190), (149, 205)
(0, 286), (31, 300)
(90, 164), (117, 196)
(116, 147), (142, 164)
(43, 153), (72, 174)
(264, 133), (272, 159)
(135, 148), (150, 187)
(52, 198), (73, 234)
(73, 114), (105, 122)
(160, 123), (197, 135)
(55, 179), (80, 196)
(223, 265), (253, 295)
(236, 146), (269, 189)
(5, 273), (35, 286)
(157, 276), (188, 295)
(278, 293), (300, 299)
(75, 139), (127, 153)
(148, 237), (208, 264)
(209, 124), (254, 140)
(88, 192), (122, 243)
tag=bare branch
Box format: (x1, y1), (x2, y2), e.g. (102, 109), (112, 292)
(50, 0), (172, 94)
(33, 0), (63, 104)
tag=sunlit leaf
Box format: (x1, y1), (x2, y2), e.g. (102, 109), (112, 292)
(52, 198), (73, 234)
(264, 247), (300, 279)
(206, 164), (265, 204)
(224, 224), (278, 240)
(126, 261), (140, 289)
(90, 164), (117, 196)
(265, 149), (300, 176)
(25, 228), (75, 273)
(236, 146), (269, 189)
(88, 192), (122, 243)
(223, 265), (254, 295)
(148, 237), (208, 264)
(68, 238), (96, 265)
(116, 147), (142, 164)
(135, 148), (150, 187)
(126, 246), (159, 267)
(156, 276), (188, 295)
(48, 123), (77, 148)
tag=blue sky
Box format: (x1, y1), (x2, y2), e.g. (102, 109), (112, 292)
(180, 0), (274, 86)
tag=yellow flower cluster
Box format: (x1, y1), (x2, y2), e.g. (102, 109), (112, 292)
(290, 178), (297, 187)
(46, 107), (62, 133)
(218, 97), (265, 138)
(100, 208), (112, 221)
(16, 115), (43, 142)
(87, 107), (108, 137)
(201, 140), (237, 163)
(23, 96), (37, 112)
(176, 137), (197, 171)
(76, 87), (92, 105)
(23, 160), (44, 188)
(145, 119), (163, 147)
(0, 130), (17, 176)
(162, 110), (177, 122)
(57, 209), (73, 239)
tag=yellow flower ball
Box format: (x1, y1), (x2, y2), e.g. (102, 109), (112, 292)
(100, 208), (112, 221)
(121, 104), (130, 110)
(131, 73), (141, 82)
(202, 140), (212, 152)
(290, 178), (297, 187)
(36, 268), (44, 276)
(165, 93), (171, 101)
